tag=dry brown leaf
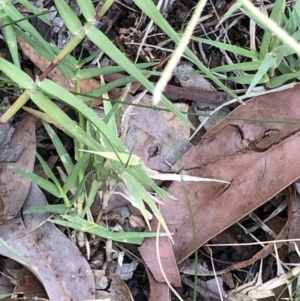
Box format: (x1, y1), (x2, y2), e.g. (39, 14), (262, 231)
(0, 115), (36, 220)
(0, 184), (95, 301)
(145, 267), (170, 301)
(139, 83), (300, 297)
(124, 94), (192, 172)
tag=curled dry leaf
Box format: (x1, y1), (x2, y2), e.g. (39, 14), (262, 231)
(139, 83), (300, 299)
(0, 184), (95, 301)
(0, 115), (36, 221)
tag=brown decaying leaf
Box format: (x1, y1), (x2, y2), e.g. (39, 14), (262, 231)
(139, 83), (300, 297)
(145, 266), (170, 301)
(0, 115), (36, 220)
(0, 184), (95, 301)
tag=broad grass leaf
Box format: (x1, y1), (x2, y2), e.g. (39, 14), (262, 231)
(77, 0), (95, 20)
(17, 0), (51, 25)
(4, 3), (53, 56)
(2, 15), (19, 68)
(53, 0), (82, 34)
(0, 57), (32, 88)
(10, 165), (62, 198)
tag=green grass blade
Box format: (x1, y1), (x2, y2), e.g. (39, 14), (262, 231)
(43, 121), (74, 175)
(133, 0), (240, 102)
(4, 3), (53, 56)
(38, 78), (126, 151)
(53, 0), (82, 34)
(269, 71), (300, 88)
(191, 36), (259, 59)
(246, 52), (275, 94)
(51, 215), (168, 244)
(77, 0), (95, 20)
(81, 180), (102, 218)
(227, 74), (267, 84)
(0, 57), (32, 88)
(15, 27), (76, 80)
(258, 0), (286, 58)
(79, 62), (155, 79)
(31, 91), (103, 151)
(17, 0), (51, 25)
(123, 172), (157, 229)
(210, 61), (262, 72)
(2, 15), (20, 68)
(217, 2), (241, 26)
(63, 152), (90, 194)
(86, 27), (193, 127)
(36, 152), (62, 189)
(10, 165), (62, 198)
